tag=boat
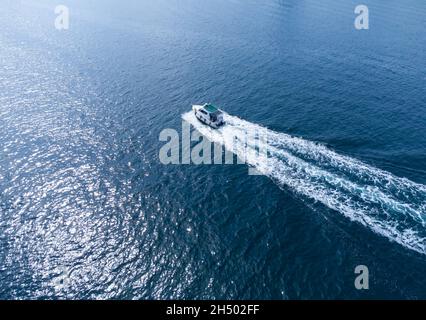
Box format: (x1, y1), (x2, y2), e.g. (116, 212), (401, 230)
(192, 104), (225, 129)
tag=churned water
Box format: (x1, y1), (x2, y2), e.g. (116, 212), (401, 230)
(0, 0), (425, 299)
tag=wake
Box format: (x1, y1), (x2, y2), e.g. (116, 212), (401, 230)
(183, 112), (426, 255)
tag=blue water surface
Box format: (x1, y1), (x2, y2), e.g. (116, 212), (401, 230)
(0, 0), (425, 299)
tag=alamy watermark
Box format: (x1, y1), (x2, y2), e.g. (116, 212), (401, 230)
(55, 5), (70, 30)
(354, 265), (369, 290)
(354, 5), (369, 30)
(52, 266), (71, 291)
(159, 121), (270, 176)
(53, 4), (368, 31)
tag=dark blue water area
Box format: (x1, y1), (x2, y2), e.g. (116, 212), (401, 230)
(0, 0), (425, 299)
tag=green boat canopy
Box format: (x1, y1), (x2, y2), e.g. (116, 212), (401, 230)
(204, 104), (219, 113)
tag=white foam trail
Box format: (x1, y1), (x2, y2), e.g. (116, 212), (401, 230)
(182, 111), (426, 254)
